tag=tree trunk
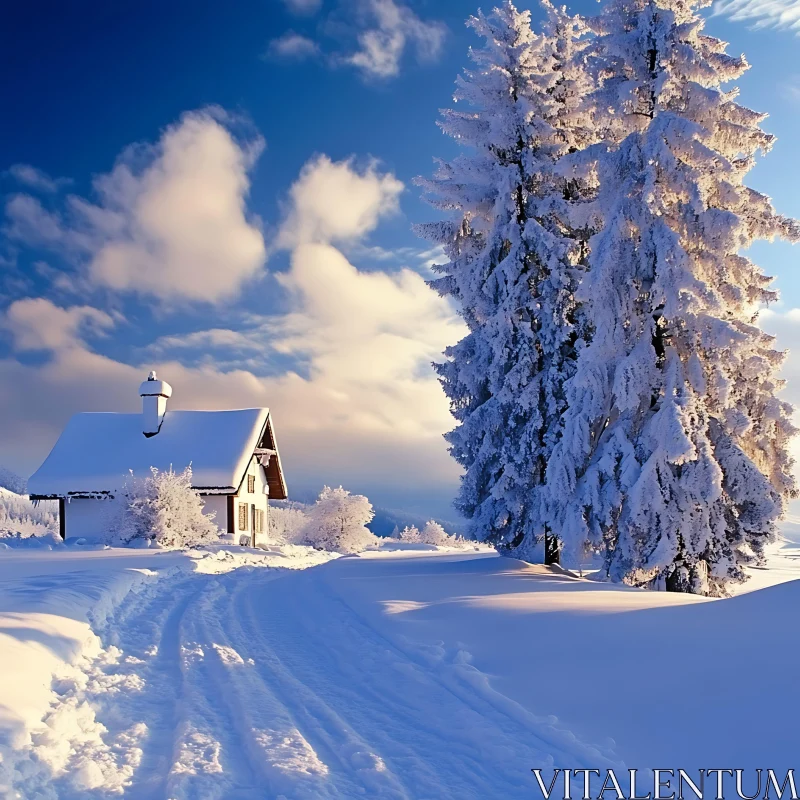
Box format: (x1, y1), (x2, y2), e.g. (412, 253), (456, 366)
(544, 530), (560, 565)
(665, 567), (690, 593)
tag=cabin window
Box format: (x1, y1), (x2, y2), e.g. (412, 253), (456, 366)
(247, 474), (255, 494)
(254, 509), (265, 534)
(238, 502), (248, 531)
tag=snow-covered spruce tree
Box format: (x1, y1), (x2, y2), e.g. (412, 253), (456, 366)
(301, 486), (376, 554)
(544, 0), (798, 594)
(415, 1), (595, 561)
(115, 466), (221, 548)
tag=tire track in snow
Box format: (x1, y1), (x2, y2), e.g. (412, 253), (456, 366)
(158, 578), (264, 800)
(188, 573), (404, 799)
(227, 567), (592, 799)
(121, 578), (205, 797)
(15, 555), (617, 799)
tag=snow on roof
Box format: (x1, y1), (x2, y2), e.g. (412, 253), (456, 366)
(28, 408), (271, 497)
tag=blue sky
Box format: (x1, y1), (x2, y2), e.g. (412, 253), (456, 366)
(1, 0), (799, 519)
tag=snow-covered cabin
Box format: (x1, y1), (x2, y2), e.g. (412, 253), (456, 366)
(28, 372), (288, 545)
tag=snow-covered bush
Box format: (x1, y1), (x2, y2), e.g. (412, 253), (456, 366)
(394, 520), (468, 548)
(301, 486), (377, 554)
(420, 521), (450, 546)
(397, 525), (421, 543)
(0, 488), (58, 539)
(113, 466), (221, 548)
(269, 504), (309, 545)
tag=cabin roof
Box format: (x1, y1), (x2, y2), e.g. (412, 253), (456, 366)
(28, 408), (288, 500)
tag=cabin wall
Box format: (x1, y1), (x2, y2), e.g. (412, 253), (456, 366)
(63, 497), (115, 542)
(228, 456), (270, 547)
(200, 495), (228, 531)
(62, 456), (271, 545)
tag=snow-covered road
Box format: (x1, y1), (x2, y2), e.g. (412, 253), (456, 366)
(6, 536), (800, 799)
(32, 555), (607, 799)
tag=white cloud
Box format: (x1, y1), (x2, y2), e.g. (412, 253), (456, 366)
(85, 109), (266, 302)
(149, 328), (264, 354)
(278, 155), (403, 247)
(4, 109), (267, 303)
(4, 195), (75, 249)
(267, 31), (321, 61)
(0, 147), (465, 508)
(267, 31), (321, 60)
(5, 164), (72, 193)
(0, 289), (463, 505)
(281, 0), (322, 15)
(345, 0), (446, 79)
(271, 243), (463, 424)
(712, 0), (800, 34)
(3, 297), (115, 352)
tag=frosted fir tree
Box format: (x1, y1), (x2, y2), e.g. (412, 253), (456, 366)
(302, 486), (376, 554)
(416, 1), (595, 562)
(397, 525), (422, 543)
(544, 0), (798, 594)
(114, 466), (221, 548)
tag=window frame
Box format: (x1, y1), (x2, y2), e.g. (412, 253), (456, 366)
(238, 502), (248, 531)
(247, 474), (256, 494)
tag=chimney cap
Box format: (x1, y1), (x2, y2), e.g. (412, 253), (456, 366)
(139, 371), (173, 398)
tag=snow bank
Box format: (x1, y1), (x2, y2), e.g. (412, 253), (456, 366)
(0, 543), (333, 794)
(307, 545), (800, 775)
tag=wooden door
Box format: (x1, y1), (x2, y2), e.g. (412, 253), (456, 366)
(251, 504), (256, 548)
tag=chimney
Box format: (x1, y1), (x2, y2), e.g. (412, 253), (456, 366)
(139, 371), (172, 437)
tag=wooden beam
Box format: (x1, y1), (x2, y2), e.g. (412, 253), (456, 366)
(226, 495), (235, 534)
(58, 498), (66, 540)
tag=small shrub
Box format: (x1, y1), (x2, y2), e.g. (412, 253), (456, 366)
(301, 486), (376, 554)
(114, 466), (221, 548)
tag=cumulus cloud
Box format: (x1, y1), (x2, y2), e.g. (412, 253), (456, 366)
(0, 289), (463, 509)
(0, 148), (465, 512)
(85, 110), (266, 302)
(4, 195), (75, 250)
(267, 31), (321, 60)
(3, 297), (115, 352)
(4, 109), (267, 303)
(281, 0), (322, 15)
(5, 164), (72, 193)
(270, 243), (463, 437)
(278, 155), (403, 247)
(712, 0), (800, 34)
(345, 0), (446, 79)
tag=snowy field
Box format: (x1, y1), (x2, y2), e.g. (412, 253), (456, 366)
(1, 531), (799, 798)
